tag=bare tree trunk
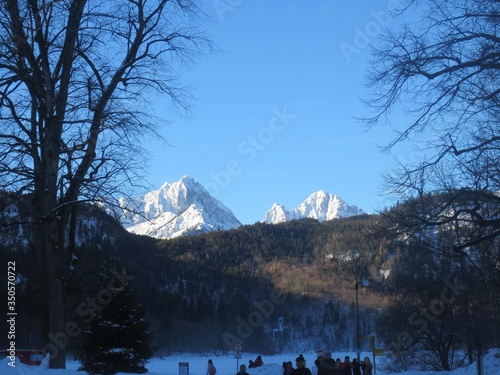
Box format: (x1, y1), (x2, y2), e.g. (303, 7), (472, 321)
(36, 114), (68, 368)
(46, 220), (67, 369)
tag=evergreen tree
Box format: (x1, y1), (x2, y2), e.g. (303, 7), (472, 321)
(77, 273), (154, 374)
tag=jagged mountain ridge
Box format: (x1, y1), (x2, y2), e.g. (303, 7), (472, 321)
(118, 176), (241, 239)
(263, 190), (364, 224)
(118, 177), (364, 239)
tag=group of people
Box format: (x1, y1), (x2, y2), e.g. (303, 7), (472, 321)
(282, 352), (373, 375)
(211, 351), (373, 375)
(312, 352), (373, 375)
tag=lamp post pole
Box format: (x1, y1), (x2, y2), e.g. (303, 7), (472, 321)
(355, 272), (360, 362)
(355, 254), (368, 362)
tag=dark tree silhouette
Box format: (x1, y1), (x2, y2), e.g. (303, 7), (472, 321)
(0, 0), (210, 368)
(363, 0), (500, 355)
(363, 0), (500, 245)
(76, 272), (154, 375)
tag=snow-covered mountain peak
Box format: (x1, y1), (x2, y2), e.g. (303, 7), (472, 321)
(161, 175), (197, 193)
(263, 191), (364, 224)
(117, 177), (365, 237)
(262, 203), (291, 224)
(118, 176), (241, 239)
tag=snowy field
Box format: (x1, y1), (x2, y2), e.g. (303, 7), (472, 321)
(2, 350), (500, 375)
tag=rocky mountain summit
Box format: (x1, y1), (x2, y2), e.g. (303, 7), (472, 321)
(262, 190), (364, 224)
(117, 176), (241, 239)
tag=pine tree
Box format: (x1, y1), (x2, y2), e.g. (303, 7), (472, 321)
(77, 273), (154, 374)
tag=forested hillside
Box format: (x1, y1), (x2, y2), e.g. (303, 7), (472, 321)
(148, 216), (393, 353)
(1, 200), (395, 354)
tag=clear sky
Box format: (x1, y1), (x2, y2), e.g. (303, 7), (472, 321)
(144, 0), (410, 225)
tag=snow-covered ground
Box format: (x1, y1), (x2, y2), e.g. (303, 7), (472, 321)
(2, 350), (500, 375)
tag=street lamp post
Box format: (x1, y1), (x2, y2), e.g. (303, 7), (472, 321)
(354, 254), (369, 362)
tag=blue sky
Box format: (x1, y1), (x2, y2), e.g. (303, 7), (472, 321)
(145, 1), (409, 225)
